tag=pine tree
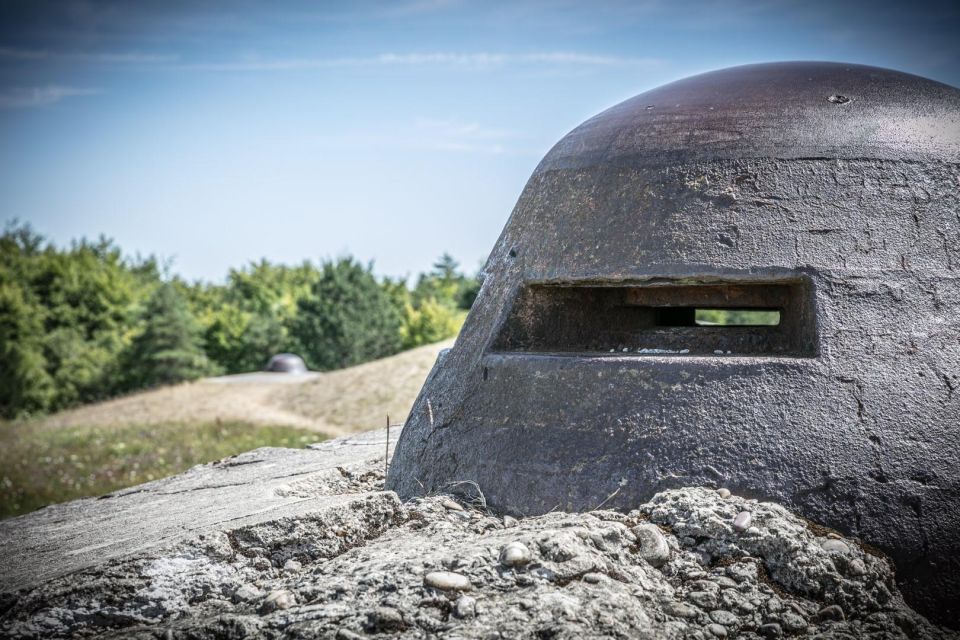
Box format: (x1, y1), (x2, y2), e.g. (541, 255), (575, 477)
(291, 258), (402, 370)
(122, 283), (218, 389)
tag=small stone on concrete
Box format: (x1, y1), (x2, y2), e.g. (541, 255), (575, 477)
(817, 604), (845, 621)
(366, 606), (406, 632)
(260, 589), (296, 613)
(709, 610), (738, 626)
(707, 623), (728, 637)
(821, 539), (850, 554)
(424, 570), (472, 591)
(499, 541), (532, 567)
(503, 515), (519, 528)
(441, 498), (464, 512)
(847, 558), (867, 576)
(632, 523), (670, 567)
(454, 595), (477, 619)
(717, 488), (731, 499)
(781, 611), (807, 632)
(232, 584), (260, 603)
(283, 559), (302, 573)
(732, 511), (752, 532)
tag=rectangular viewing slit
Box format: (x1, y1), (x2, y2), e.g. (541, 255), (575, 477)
(694, 309), (780, 326)
(490, 279), (815, 357)
(655, 308), (781, 326)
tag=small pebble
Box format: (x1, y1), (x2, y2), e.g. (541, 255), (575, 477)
(687, 590), (718, 609)
(583, 572), (607, 584)
(821, 539), (850, 554)
(503, 515), (519, 528)
(816, 604), (845, 621)
(663, 601), (699, 618)
(717, 488), (731, 499)
(366, 606), (406, 631)
(283, 559), (302, 573)
(232, 584), (260, 603)
(632, 524), (670, 567)
(454, 595), (477, 619)
(707, 623), (728, 637)
(732, 511), (752, 532)
(335, 630), (365, 640)
(251, 557), (272, 571)
(441, 498), (464, 511)
(758, 623), (782, 638)
(781, 611), (807, 632)
(424, 571), (472, 591)
(847, 558), (867, 576)
(499, 541), (532, 567)
(260, 589), (296, 613)
(709, 610), (738, 626)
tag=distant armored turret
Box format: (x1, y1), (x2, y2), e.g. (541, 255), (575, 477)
(264, 353), (308, 374)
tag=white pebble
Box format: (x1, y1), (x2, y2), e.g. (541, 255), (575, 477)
(261, 589), (296, 612)
(441, 498), (464, 511)
(821, 539), (851, 554)
(717, 488), (731, 499)
(499, 541), (532, 567)
(424, 571), (472, 591)
(847, 558), (867, 576)
(454, 595), (477, 618)
(732, 511), (752, 532)
(283, 559), (302, 573)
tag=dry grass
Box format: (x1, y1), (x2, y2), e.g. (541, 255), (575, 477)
(40, 339), (454, 436)
(2, 339), (453, 519)
(270, 338), (454, 431)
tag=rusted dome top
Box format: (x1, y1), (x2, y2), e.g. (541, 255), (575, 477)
(539, 62), (960, 173)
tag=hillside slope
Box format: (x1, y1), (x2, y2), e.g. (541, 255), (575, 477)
(41, 339), (453, 436)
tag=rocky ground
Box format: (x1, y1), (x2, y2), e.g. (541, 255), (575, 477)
(0, 430), (956, 639)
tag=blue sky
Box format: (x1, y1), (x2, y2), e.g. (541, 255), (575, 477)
(1, 0), (958, 282)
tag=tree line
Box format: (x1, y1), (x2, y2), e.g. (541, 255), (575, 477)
(0, 223), (480, 419)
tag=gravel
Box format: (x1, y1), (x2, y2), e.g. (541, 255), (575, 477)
(0, 436), (956, 639)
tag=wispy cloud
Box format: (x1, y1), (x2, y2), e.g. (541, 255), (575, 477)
(0, 47), (176, 64)
(0, 85), (99, 109)
(186, 51), (662, 72)
(414, 117), (515, 154)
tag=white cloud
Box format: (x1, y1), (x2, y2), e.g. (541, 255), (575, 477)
(186, 51), (662, 72)
(0, 47), (176, 64)
(0, 86), (100, 109)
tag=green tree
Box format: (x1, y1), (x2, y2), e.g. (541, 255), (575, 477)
(399, 297), (463, 349)
(291, 258), (402, 370)
(121, 283), (219, 389)
(0, 278), (54, 418)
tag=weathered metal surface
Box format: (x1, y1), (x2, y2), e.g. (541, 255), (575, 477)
(387, 62), (960, 626)
(265, 353), (308, 373)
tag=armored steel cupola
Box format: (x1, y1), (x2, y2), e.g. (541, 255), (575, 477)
(386, 62), (960, 625)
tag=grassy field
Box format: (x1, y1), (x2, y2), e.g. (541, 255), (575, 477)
(1, 338), (453, 519)
(0, 420), (326, 519)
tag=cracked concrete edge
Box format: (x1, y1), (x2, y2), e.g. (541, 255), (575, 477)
(0, 427), (400, 594)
